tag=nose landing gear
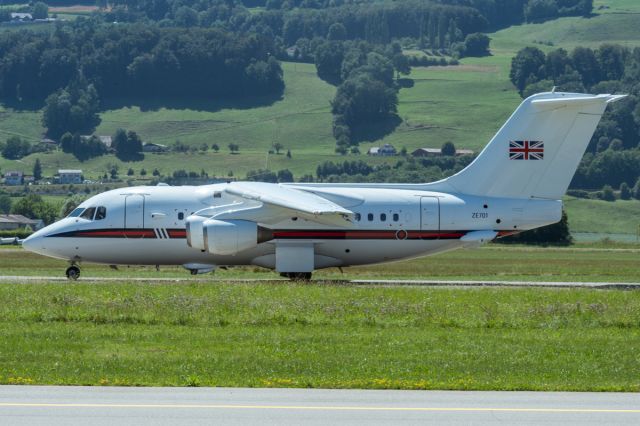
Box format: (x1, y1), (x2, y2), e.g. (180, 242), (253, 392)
(65, 265), (81, 280)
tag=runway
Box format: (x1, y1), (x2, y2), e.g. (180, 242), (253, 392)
(0, 274), (638, 288)
(0, 386), (639, 425)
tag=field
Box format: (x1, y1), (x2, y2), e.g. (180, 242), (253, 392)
(0, 279), (638, 390)
(2, 243), (639, 282)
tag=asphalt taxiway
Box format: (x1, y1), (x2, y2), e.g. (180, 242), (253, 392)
(0, 386), (639, 425)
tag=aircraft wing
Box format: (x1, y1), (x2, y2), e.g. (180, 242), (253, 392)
(224, 182), (354, 225)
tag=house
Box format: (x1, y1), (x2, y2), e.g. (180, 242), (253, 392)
(411, 148), (442, 157)
(10, 13), (33, 22)
(143, 143), (168, 153)
(3, 171), (23, 185)
(368, 144), (397, 156)
(0, 215), (44, 231)
(411, 148), (475, 157)
(57, 169), (83, 184)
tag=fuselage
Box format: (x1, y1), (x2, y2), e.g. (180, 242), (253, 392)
(23, 183), (561, 271)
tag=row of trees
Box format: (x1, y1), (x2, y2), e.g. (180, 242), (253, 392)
(0, 21), (283, 105)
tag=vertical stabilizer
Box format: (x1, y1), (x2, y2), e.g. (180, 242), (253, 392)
(429, 92), (625, 200)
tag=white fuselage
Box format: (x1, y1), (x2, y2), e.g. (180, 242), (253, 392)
(23, 183), (561, 272)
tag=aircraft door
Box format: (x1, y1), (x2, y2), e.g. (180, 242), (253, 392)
(420, 196), (440, 231)
(124, 195), (145, 229)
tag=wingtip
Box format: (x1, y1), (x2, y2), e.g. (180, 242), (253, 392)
(606, 94), (628, 104)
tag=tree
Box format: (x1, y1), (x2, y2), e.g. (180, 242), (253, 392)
(140, 169), (147, 176)
(510, 47), (546, 94)
(332, 74), (398, 127)
(524, 0), (558, 22)
(33, 158), (42, 181)
(277, 169), (294, 182)
(464, 33), (490, 57)
(212, 143), (219, 153)
(42, 78), (100, 139)
(228, 143), (239, 154)
(11, 194), (57, 225)
(633, 177), (640, 200)
(601, 184), (616, 201)
(273, 142), (283, 154)
(441, 141), (456, 156)
(152, 168), (160, 176)
(127, 168), (134, 176)
(327, 23), (347, 41)
(2, 136), (30, 160)
(0, 194), (11, 214)
(500, 210), (572, 245)
(200, 143), (208, 152)
(286, 149), (291, 158)
(112, 129), (143, 161)
(392, 54), (411, 79)
(620, 182), (631, 200)
(32, 2), (48, 19)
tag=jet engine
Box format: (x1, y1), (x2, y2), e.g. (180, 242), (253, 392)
(186, 217), (273, 255)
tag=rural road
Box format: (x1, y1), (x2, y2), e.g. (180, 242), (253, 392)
(0, 386), (639, 425)
(0, 275), (638, 288)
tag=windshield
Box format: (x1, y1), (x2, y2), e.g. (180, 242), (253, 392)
(80, 207), (96, 220)
(67, 208), (85, 218)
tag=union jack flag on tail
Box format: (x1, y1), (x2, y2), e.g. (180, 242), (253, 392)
(509, 140), (544, 160)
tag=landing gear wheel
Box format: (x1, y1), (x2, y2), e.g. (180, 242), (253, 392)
(66, 266), (80, 281)
(280, 272), (312, 281)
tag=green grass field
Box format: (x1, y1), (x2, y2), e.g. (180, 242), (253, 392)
(0, 281), (638, 390)
(2, 242), (639, 282)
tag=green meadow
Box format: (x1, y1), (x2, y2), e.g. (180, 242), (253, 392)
(0, 281), (638, 390)
(2, 243), (639, 282)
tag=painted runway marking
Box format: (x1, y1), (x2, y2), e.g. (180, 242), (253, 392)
(0, 403), (639, 413)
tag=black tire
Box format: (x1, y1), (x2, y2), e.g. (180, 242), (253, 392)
(65, 266), (80, 281)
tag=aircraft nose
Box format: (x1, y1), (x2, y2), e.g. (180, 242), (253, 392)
(22, 233), (44, 254)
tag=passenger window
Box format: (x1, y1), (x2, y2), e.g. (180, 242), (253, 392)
(178, 212), (184, 220)
(213, 192), (222, 198)
(393, 213), (399, 222)
(354, 213), (361, 221)
(67, 208), (84, 218)
(80, 207), (96, 220)
(380, 213), (387, 222)
(367, 213), (373, 222)
(95, 206), (107, 220)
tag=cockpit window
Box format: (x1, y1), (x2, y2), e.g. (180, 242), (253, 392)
(95, 206), (107, 220)
(80, 207), (96, 220)
(67, 208), (85, 218)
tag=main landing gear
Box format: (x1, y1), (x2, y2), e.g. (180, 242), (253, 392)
(65, 265), (80, 281)
(280, 272), (312, 281)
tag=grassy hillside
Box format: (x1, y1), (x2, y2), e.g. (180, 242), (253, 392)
(564, 197), (640, 235)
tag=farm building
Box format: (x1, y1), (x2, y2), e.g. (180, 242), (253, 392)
(57, 169), (83, 184)
(0, 215), (44, 231)
(3, 171), (23, 186)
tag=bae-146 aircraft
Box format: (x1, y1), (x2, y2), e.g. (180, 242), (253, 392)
(23, 91), (624, 280)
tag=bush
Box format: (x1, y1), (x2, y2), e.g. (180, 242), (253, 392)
(0, 230), (33, 240)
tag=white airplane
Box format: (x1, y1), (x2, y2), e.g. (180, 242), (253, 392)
(23, 92), (624, 280)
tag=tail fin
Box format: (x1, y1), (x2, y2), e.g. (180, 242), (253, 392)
(430, 92), (625, 200)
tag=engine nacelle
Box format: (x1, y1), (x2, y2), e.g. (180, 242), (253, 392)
(204, 219), (259, 255)
(185, 215), (208, 250)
